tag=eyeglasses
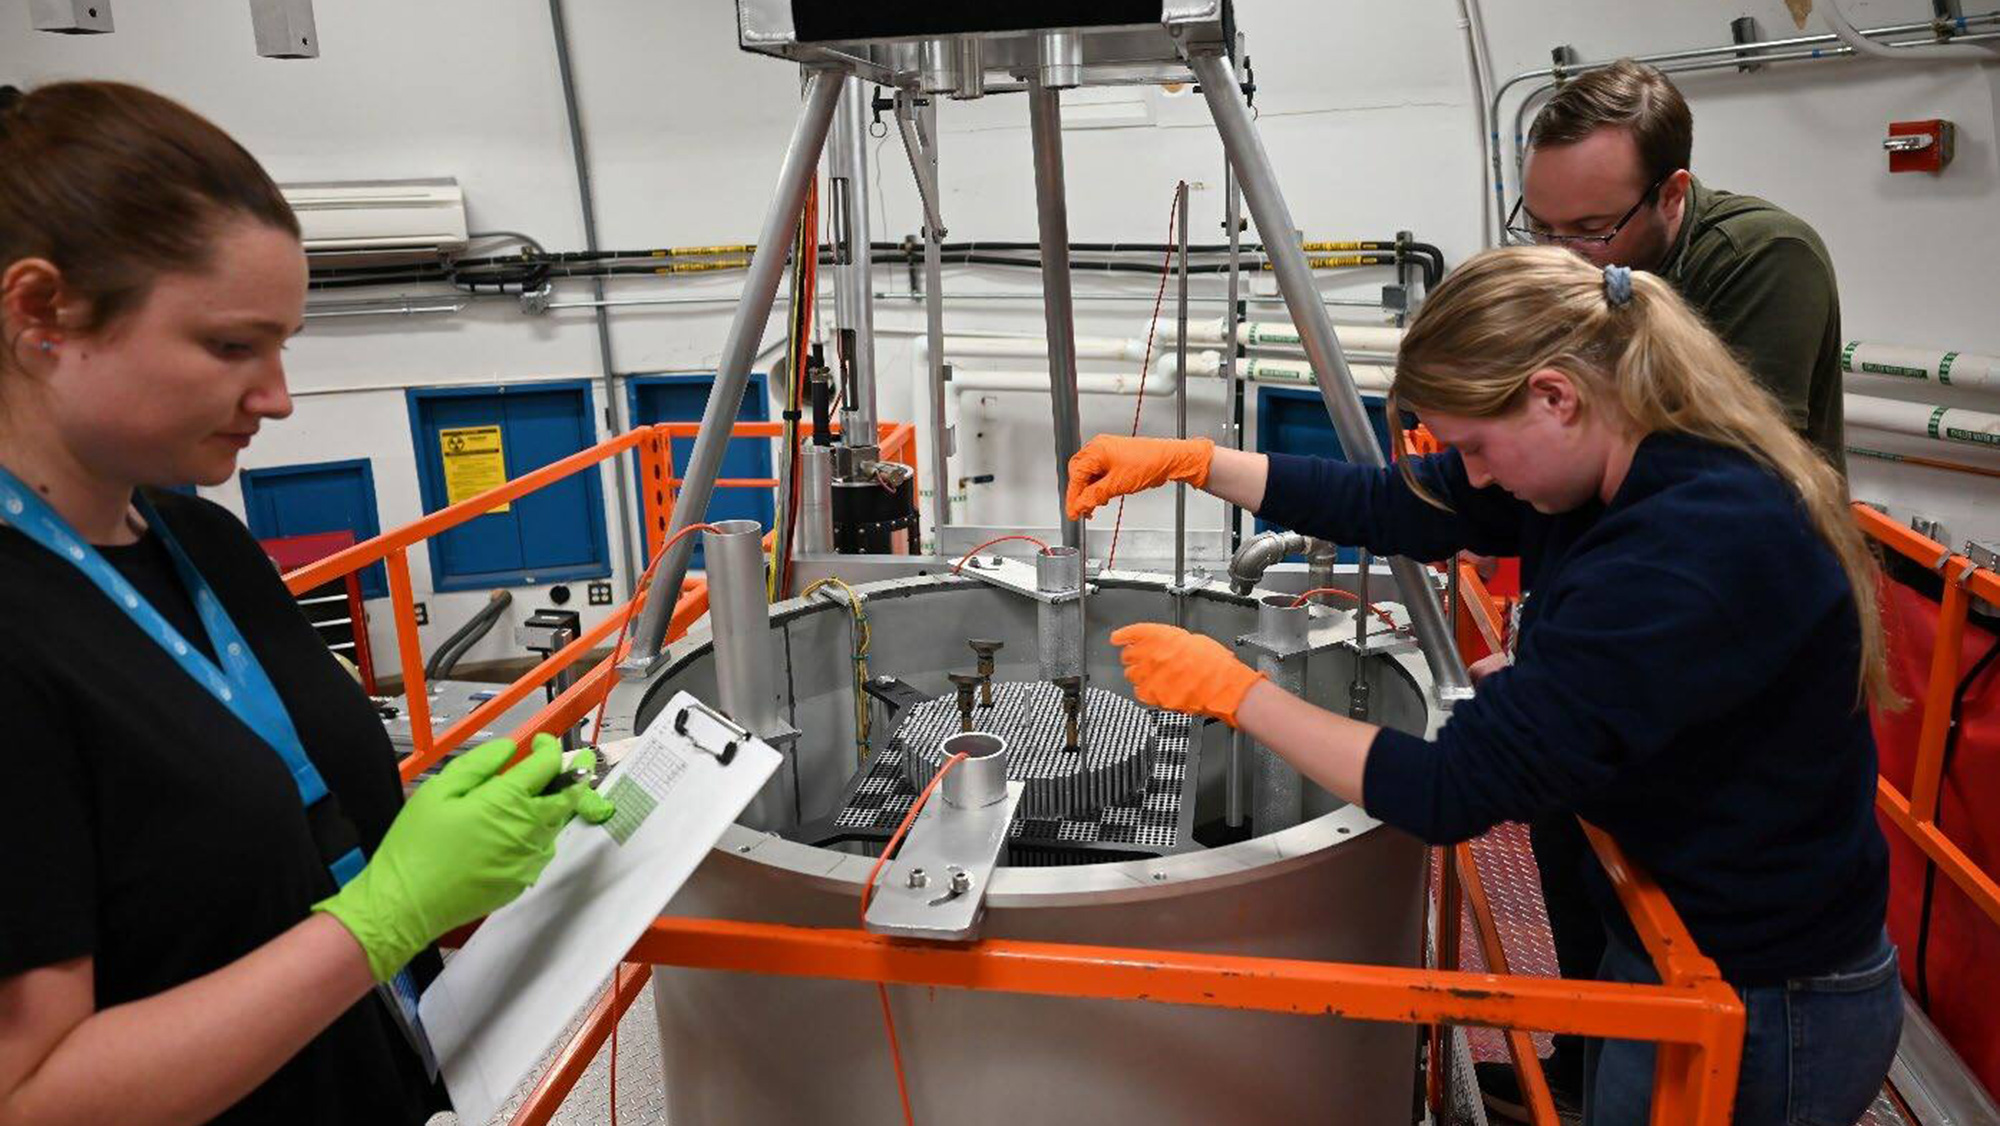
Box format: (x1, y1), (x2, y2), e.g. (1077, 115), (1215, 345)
(1505, 171), (1672, 248)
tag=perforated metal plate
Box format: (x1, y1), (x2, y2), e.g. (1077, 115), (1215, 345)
(830, 708), (1196, 857)
(894, 682), (1157, 819)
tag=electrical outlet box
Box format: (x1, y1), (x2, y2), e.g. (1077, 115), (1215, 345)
(30, 0), (113, 33)
(587, 582), (614, 606)
(412, 602), (429, 626)
(249, 0), (318, 59)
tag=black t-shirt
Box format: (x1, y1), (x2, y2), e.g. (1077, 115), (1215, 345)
(0, 491), (442, 1124)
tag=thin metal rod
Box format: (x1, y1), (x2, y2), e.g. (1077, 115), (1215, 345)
(1027, 80), (1087, 553)
(1173, 180), (1190, 628)
(1222, 160), (1246, 554)
(1193, 51), (1471, 702)
(830, 76), (879, 443)
(885, 290), (1388, 309)
(549, 0), (639, 594)
(629, 69), (846, 666)
(911, 95), (951, 548)
(1226, 729), (1245, 828)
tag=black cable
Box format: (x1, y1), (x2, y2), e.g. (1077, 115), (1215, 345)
(1914, 628), (2000, 1010)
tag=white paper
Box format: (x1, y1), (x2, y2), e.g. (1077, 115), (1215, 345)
(418, 692), (780, 1126)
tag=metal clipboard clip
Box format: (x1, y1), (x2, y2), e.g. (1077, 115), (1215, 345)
(671, 700), (746, 766)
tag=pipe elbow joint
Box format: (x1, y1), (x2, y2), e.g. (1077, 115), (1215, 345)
(1228, 530), (1309, 595)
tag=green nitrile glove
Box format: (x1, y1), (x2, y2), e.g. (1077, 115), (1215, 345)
(314, 733), (617, 982)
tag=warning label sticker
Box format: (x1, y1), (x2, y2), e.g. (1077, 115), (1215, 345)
(440, 425), (510, 511)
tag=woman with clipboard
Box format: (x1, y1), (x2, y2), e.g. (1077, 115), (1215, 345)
(0, 82), (612, 1125)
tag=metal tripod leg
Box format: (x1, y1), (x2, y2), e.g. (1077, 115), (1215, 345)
(1189, 51), (1472, 704)
(627, 67), (848, 669)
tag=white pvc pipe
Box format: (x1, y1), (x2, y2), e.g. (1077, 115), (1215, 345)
(1158, 315), (1405, 354)
(1848, 393), (2000, 451)
(951, 369), (1170, 395)
(1240, 357), (1395, 393)
(938, 334), (1152, 362)
(1821, 0), (1996, 61)
(1842, 342), (2000, 395)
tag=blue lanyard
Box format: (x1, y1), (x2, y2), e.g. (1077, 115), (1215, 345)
(0, 469), (435, 1072)
(0, 469), (361, 882)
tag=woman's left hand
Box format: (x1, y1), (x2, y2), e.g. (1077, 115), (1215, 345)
(1110, 623), (1266, 726)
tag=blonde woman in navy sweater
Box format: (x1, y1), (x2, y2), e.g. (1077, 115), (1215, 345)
(1067, 246), (1899, 1126)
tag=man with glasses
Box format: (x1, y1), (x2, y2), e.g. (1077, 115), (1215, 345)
(1508, 58), (1844, 464)
(1481, 59), (1845, 1124)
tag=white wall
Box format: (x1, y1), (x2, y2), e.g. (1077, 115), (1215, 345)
(5, 0), (1999, 671)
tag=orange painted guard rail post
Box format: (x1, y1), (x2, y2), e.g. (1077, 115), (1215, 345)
(1855, 504), (2000, 931)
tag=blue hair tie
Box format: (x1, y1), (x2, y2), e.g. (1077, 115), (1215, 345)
(1602, 264), (1634, 308)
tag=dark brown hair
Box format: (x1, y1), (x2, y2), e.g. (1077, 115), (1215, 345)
(0, 81), (299, 338)
(1526, 59), (1693, 185)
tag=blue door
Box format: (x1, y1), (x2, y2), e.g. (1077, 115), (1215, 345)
(238, 459), (387, 597)
(1253, 386), (1398, 563)
(627, 372), (773, 569)
(407, 381), (612, 591)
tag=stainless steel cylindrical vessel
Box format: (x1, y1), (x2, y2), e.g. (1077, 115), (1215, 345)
(597, 573), (1437, 1125)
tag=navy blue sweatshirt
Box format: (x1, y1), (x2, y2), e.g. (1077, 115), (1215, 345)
(1259, 434), (1887, 985)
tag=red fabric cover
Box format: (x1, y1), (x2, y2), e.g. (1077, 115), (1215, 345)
(1872, 579), (2000, 1101)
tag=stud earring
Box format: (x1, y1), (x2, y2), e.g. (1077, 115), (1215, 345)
(38, 340), (54, 353)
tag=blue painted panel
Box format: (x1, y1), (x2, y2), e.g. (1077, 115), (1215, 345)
(238, 459), (387, 597)
(1253, 387), (1398, 563)
(407, 382), (611, 591)
(626, 371), (772, 568)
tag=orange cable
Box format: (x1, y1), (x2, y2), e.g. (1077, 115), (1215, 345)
(1287, 586), (1407, 633)
(858, 752), (971, 1126)
(950, 534), (1049, 575)
(587, 521), (721, 747)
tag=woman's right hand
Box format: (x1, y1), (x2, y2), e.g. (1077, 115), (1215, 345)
(1065, 435), (1215, 520)
(313, 734), (615, 982)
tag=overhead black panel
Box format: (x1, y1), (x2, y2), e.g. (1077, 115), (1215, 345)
(789, 1), (1166, 43)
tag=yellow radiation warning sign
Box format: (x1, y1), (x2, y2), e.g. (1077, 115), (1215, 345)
(439, 425), (510, 511)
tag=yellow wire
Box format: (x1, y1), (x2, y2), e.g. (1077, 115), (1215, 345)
(802, 576), (873, 764)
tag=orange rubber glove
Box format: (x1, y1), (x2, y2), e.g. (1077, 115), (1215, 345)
(1065, 435), (1215, 520)
(1110, 623), (1267, 727)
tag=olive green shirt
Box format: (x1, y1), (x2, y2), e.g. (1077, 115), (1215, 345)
(1656, 176), (1845, 468)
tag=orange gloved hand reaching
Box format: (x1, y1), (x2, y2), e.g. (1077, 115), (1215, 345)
(1110, 623), (1267, 727)
(1065, 435), (1215, 521)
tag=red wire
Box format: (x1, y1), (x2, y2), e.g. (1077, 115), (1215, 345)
(1105, 183), (1186, 569)
(586, 520), (721, 748)
(858, 752), (970, 1126)
(950, 534), (1050, 575)
(1287, 586), (1407, 633)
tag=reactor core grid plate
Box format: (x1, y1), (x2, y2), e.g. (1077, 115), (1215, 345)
(894, 681), (1155, 819)
(822, 706), (1197, 858)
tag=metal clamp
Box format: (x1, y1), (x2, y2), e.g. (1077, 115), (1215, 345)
(671, 701), (747, 766)
(865, 732), (1024, 941)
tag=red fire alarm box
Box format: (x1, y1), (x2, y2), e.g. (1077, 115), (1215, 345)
(1886, 119), (1955, 174)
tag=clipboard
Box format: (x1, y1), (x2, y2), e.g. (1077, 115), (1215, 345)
(418, 692), (781, 1125)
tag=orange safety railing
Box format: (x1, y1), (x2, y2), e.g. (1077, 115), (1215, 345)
(1854, 504), (2000, 931)
(295, 418), (1745, 1125)
(490, 567), (1742, 1126)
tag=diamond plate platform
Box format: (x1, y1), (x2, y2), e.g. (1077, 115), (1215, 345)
(893, 681), (1157, 820)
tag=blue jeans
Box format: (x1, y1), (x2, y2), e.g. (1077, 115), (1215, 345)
(1585, 929), (1903, 1126)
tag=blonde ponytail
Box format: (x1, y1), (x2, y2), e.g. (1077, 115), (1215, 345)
(1390, 246), (1897, 708)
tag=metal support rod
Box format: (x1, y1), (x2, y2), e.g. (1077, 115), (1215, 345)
(548, 0), (639, 595)
(1222, 160), (1246, 554)
(629, 68), (846, 667)
(1191, 51), (1471, 702)
(1027, 80), (1086, 552)
(830, 76), (879, 444)
(917, 98), (950, 546)
(1226, 729), (1246, 828)
(1173, 180), (1190, 628)
(1351, 551), (1373, 721)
